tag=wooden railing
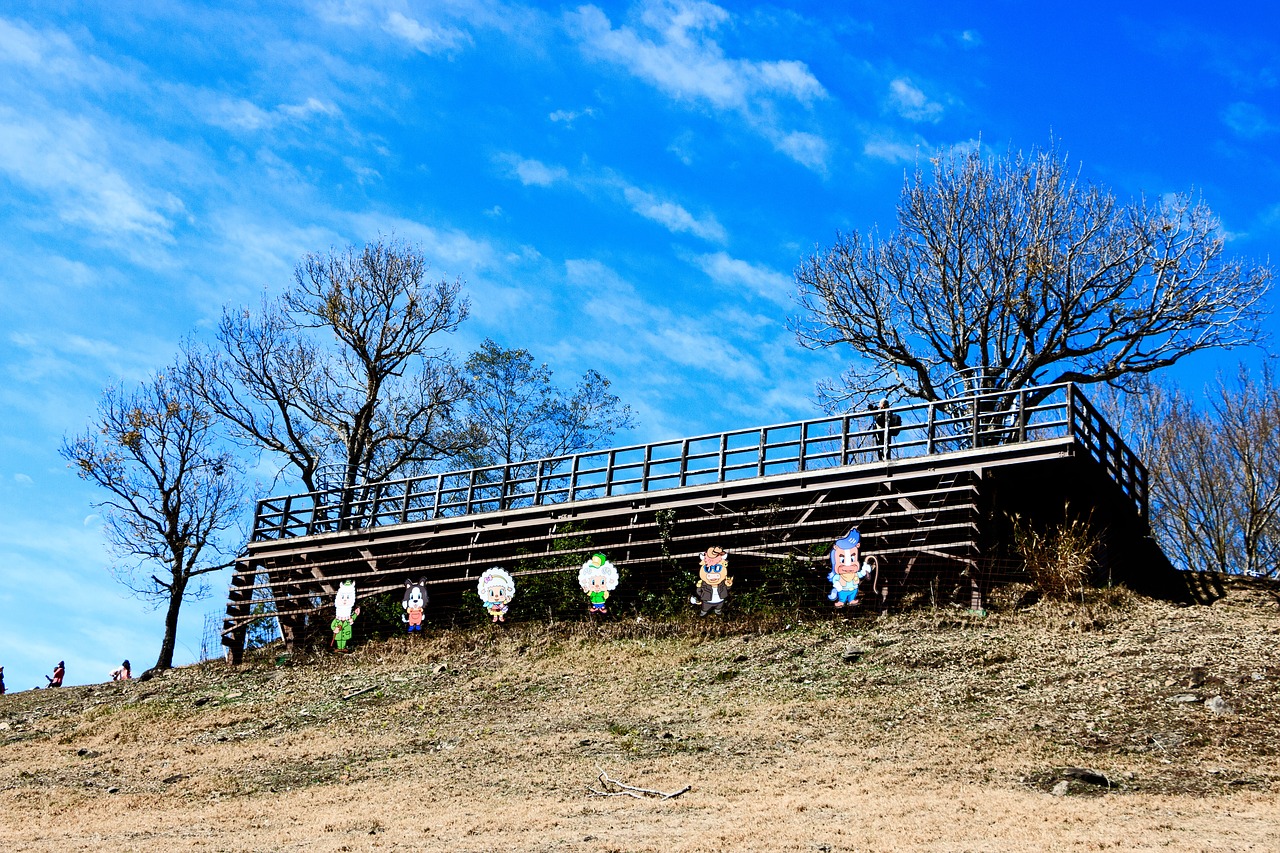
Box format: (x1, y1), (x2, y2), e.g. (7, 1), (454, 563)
(250, 382), (1147, 541)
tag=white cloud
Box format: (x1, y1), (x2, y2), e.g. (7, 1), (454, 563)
(695, 251), (791, 304)
(348, 213), (502, 275)
(550, 107), (596, 125)
(383, 9), (471, 53)
(568, 1), (829, 170)
(564, 258), (760, 384)
(197, 92), (342, 133)
(1222, 102), (1277, 139)
(494, 153), (727, 243)
(0, 106), (181, 243)
(14, 473), (32, 485)
(499, 154), (569, 187)
(888, 77), (944, 123)
(622, 185), (726, 243)
(0, 17), (122, 88)
(863, 134), (922, 163)
(770, 130), (829, 172)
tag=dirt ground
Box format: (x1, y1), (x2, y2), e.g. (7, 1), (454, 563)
(2, 581), (1278, 852)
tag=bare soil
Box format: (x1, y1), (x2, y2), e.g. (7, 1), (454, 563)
(2, 580), (1279, 852)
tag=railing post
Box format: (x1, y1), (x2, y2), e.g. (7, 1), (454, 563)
(533, 460), (544, 506)
(431, 474), (443, 520)
(926, 404), (935, 455)
(1017, 388), (1027, 442)
(570, 453), (581, 501)
(607, 450), (617, 497)
(1067, 383), (1077, 439)
(680, 439), (690, 487)
(756, 429), (766, 478)
(466, 470), (477, 515)
(719, 434), (729, 482)
(841, 415), (851, 465)
(400, 478), (413, 524)
(971, 395), (979, 448)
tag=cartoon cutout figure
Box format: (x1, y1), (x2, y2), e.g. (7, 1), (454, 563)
(578, 554), (619, 614)
(828, 528), (874, 608)
(331, 580), (361, 650)
(402, 578), (428, 633)
(477, 567), (515, 623)
(691, 546), (732, 616)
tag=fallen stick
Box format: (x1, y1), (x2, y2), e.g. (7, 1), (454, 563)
(341, 685), (378, 701)
(587, 767), (690, 800)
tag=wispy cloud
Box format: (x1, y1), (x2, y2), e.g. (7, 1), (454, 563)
(495, 153), (727, 242)
(383, 9), (472, 53)
(694, 251), (791, 304)
(888, 77), (944, 123)
(196, 93), (342, 133)
(1222, 102), (1278, 139)
(0, 106), (182, 243)
(0, 16), (123, 89)
(550, 107), (596, 125)
(567, 1), (829, 170)
(863, 133), (924, 163)
(621, 185), (726, 242)
(497, 153), (570, 187)
(564, 257), (761, 384)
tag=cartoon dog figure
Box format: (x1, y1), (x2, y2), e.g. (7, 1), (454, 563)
(402, 578), (428, 633)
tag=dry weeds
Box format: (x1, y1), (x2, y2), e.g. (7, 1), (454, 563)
(2, 580), (1278, 851)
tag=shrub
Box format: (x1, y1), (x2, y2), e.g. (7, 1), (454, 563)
(1010, 508), (1103, 601)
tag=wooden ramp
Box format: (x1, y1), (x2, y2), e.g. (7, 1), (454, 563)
(221, 383), (1153, 658)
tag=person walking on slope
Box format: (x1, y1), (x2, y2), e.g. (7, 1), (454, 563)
(45, 661), (65, 688)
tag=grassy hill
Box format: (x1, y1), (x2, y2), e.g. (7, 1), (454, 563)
(2, 579), (1278, 852)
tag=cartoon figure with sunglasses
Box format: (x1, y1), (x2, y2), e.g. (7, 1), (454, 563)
(690, 545), (733, 616)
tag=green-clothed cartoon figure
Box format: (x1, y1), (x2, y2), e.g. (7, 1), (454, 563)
(578, 553), (619, 614)
(330, 580), (361, 650)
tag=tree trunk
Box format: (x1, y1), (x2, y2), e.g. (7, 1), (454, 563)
(154, 577), (186, 671)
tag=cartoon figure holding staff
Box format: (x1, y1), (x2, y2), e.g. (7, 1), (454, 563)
(828, 527), (874, 608)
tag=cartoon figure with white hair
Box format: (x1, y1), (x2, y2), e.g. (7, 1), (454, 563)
(477, 567), (516, 623)
(331, 580), (361, 649)
(578, 553), (619, 614)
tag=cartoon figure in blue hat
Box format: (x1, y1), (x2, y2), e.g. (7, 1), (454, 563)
(828, 528), (874, 608)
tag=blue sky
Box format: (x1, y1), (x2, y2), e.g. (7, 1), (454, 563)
(1, 1), (1277, 690)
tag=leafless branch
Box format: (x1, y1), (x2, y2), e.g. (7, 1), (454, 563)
(587, 767), (691, 800)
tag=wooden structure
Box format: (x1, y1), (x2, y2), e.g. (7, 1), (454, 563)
(221, 383), (1157, 659)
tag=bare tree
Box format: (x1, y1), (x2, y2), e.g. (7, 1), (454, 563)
(1099, 368), (1280, 578)
(187, 237), (476, 494)
(61, 363), (243, 671)
(461, 339), (636, 467)
(792, 141), (1272, 409)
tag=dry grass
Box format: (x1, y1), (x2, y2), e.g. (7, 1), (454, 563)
(2, 579), (1279, 851)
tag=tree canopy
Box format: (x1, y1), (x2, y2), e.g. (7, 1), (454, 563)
(61, 363), (243, 671)
(792, 142), (1273, 408)
(187, 237), (477, 493)
(461, 339), (636, 466)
